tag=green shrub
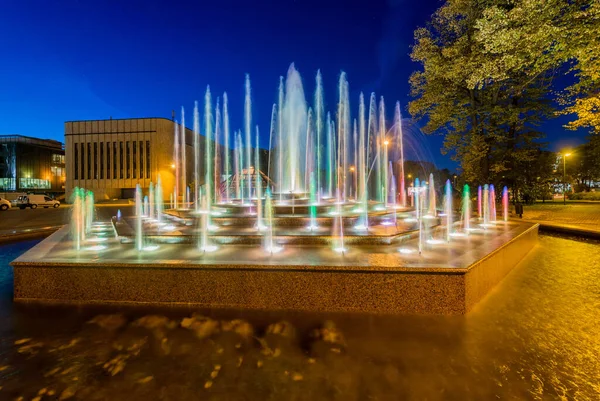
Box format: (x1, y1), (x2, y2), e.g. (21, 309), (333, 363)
(568, 192), (600, 201)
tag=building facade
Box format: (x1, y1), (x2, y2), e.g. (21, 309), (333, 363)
(0, 135), (66, 195)
(65, 117), (201, 201)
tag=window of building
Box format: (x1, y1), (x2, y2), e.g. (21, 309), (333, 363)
(0, 178), (16, 191)
(19, 178), (51, 189)
(87, 143), (91, 179)
(133, 141), (137, 179)
(100, 142), (104, 179)
(74, 143), (79, 180)
(106, 142), (111, 180)
(139, 141), (144, 179)
(146, 140), (150, 179)
(94, 142), (98, 179)
(120, 142), (124, 179)
(126, 141), (131, 179)
(113, 142), (117, 179)
(52, 154), (64, 164)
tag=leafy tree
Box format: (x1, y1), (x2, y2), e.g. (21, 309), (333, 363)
(474, 0), (600, 132)
(409, 0), (554, 191)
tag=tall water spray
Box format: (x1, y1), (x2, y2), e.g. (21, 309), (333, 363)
(463, 184), (471, 232)
(277, 77), (284, 200)
(489, 184), (497, 222)
(428, 173), (436, 216)
(483, 184), (490, 226)
(149, 182), (155, 219)
(180, 109), (187, 205)
(156, 175), (164, 225)
(204, 87), (213, 223)
(315, 70), (324, 197)
(502, 186), (509, 222)
(245, 74), (253, 200)
(263, 188), (277, 253)
(477, 185), (482, 219)
(332, 189), (345, 253)
(395, 102), (406, 207)
(71, 187), (84, 250)
(223, 93), (231, 202)
(358, 93), (367, 211)
(85, 190), (94, 234)
(309, 172), (318, 231)
(255, 127), (263, 230)
(275, 64), (307, 193)
(379, 97), (387, 205)
(214, 98), (222, 203)
(194, 101), (200, 210)
(135, 184), (143, 251)
(173, 123), (180, 209)
(445, 180), (452, 242)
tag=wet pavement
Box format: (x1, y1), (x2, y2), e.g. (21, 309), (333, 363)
(0, 234), (599, 400)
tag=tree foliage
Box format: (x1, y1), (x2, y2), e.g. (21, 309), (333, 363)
(409, 0), (554, 191)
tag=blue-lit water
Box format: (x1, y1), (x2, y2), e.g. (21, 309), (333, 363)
(0, 236), (599, 400)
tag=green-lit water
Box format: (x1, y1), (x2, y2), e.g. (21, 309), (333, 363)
(0, 235), (598, 400)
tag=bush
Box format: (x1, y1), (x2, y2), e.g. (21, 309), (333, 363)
(568, 191), (600, 201)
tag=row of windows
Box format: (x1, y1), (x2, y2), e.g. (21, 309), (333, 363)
(19, 178), (51, 189)
(0, 178), (15, 191)
(73, 140), (151, 181)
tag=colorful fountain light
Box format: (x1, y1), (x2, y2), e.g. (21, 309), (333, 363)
(444, 179), (452, 242)
(489, 184), (497, 222)
(477, 185), (482, 220)
(462, 184), (471, 232)
(502, 186), (509, 222)
(483, 184), (490, 227)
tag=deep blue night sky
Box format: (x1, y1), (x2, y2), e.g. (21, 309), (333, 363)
(0, 0), (588, 170)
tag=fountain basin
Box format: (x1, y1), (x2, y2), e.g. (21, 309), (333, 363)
(11, 222), (538, 314)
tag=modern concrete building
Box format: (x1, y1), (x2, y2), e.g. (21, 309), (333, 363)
(65, 118), (197, 201)
(0, 135), (66, 196)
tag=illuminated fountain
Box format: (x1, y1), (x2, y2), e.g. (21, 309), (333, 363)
(14, 63), (540, 315)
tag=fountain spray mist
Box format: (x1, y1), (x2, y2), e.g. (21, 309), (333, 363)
(489, 184), (497, 222)
(223, 93), (230, 203)
(135, 184), (143, 251)
(180, 108), (186, 206)
(194, 101), (200, 210)
(503, 186), (509, 222)
(255, 126), (263, 231)
(463, 184), (471, 232)
(429, 173), (436, 216)
(204, 86), (213, 225)
(315, 70), (324, 198)
(445, 180), (452, 242)
(477, 185), (482, 219)
(245, 74), (252, 200)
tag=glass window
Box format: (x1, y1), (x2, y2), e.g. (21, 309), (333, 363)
(19, 178), (50, 189)
(87, 143), (91, 179)
(113, 142), (117, 179)
(146, 140), (150, 179)
(120, 142), (124, 179)
(139, 141), (144, 179)
(133, 141), (137, 179)
(81, 143), (85, 180)
(94, 142), (98, 179)
(74, 143), (79, 180)
(106, 142), (111, 180)
(126, 141), (131, 179)
(100, 142), (104, 179)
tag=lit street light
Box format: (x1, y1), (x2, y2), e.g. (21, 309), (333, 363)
(562, 152), (571, 205)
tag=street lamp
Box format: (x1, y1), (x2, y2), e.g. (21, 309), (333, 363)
(562, 152), (571, 205)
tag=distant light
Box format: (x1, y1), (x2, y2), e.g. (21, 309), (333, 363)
(426, 239), (445, 245)
(171, 164), (175, 168)
(399, 248), (414, 254)
(333, 247), (347, 253)
(384, 140), (389, 146)
(142, 245), (160, 251)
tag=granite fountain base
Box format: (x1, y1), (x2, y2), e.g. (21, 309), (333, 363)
(11, 221), (538, 314)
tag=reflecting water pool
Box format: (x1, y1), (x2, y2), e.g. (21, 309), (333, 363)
(0, 235), (599, 400)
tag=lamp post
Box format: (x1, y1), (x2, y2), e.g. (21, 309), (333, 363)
(562, 152), (571, 205)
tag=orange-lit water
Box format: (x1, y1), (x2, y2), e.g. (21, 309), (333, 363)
(0, 235), (598, 400)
